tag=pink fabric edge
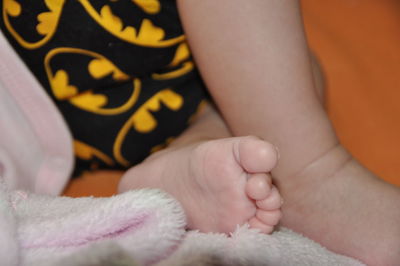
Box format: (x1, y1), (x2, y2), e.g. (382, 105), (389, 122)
(22, 212), (151, 249)
(0, 31), (73, 195)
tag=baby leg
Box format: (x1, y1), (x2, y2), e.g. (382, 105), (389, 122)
(177, 1), (400, 264)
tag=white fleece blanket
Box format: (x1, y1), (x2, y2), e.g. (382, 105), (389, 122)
(0, 182), (365, 266)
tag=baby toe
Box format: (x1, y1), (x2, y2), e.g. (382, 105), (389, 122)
(248, 217), (274, 234)
(256, 186), (282, 210)
(256, 209), (282, 226)
(245, 173), (272, 200)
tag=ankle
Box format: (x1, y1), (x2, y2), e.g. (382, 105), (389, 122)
(274, 143), (351, 199)
(275, 143), (370, 236)
(276, 143), (400, 265)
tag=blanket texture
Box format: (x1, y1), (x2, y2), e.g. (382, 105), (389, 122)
(0, 181), (365, 266)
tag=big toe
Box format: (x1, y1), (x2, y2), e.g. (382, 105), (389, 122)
(235, 136), (279, 173)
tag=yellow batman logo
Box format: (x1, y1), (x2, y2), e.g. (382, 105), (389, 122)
(114, 89), (184, 166)
(78, 0), (184, 47)
(131, 0), (160, 14)
(2, 0), (65, 49)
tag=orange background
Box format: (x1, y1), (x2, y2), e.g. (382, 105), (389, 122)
(64, 0), (400, 197)
(303, 0), (400, 187)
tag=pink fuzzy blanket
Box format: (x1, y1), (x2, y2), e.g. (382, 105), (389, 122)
(0, 181), (364, 266)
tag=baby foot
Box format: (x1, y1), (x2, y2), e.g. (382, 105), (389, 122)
(119, 136), (282, 234)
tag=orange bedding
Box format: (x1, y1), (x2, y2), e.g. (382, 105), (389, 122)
(64, 0), (400, 197)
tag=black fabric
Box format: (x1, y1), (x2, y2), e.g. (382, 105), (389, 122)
(0, 0), (207, 176)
